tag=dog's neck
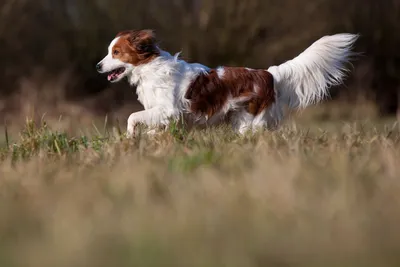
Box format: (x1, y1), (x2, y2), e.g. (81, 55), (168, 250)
(127, 49), (178, 86)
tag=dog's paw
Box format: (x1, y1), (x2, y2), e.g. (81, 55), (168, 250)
(126, 123), (139, 138)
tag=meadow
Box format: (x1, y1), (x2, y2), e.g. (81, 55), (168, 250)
(1, 102), (400, 267)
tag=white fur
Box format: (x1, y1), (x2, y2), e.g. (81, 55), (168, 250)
(125, 50), (210, 136)
(98, 33), (358, 136)
(217, 67), (225, 78)
(267, 33), (359, 109)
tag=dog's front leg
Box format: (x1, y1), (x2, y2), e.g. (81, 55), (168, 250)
(126, 107), (177, 137)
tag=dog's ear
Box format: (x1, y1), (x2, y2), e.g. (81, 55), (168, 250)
(138, 29), (156, 40)
(132, 29), (158, 55)
(127, 30), (155, 44)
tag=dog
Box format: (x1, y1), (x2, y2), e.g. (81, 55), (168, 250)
(96, 29), (358, 136)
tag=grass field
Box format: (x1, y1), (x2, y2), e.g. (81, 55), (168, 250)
(1, 103), (400, 267)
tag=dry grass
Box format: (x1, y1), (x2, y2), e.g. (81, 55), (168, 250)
(1, 107), (400, 267)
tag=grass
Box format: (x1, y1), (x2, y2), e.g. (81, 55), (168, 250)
(1, 109), (400, 267)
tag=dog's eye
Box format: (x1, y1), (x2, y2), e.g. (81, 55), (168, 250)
(113, 50), (119, 55)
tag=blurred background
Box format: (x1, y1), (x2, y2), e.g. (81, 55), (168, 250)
(0, 0), (399, 131)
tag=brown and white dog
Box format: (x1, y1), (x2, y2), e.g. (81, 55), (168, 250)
(96, 29), (358, 136)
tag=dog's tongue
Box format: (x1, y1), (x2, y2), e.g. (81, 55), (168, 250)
(108, 73), (117, 81)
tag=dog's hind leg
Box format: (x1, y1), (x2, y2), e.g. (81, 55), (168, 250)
(230, 109), (255, 135)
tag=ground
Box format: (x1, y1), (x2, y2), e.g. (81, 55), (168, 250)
(1, 101), (400, 267)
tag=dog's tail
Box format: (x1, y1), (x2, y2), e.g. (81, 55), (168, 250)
(267, 33), (359, 110)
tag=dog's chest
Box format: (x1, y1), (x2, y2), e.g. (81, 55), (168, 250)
(136, 81), (173, 110)
(136, 85), (156, 109)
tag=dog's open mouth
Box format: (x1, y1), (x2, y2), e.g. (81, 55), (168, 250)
(107, 67), (126, 81)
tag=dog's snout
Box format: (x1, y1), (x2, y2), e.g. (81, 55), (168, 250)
(96, 62), (103, 72)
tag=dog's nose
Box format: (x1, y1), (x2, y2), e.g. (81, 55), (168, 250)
(96, 63), (102, 72)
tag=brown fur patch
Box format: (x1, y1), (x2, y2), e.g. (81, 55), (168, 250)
(112, 29), (159, 66)
(185, 67), (275, 118)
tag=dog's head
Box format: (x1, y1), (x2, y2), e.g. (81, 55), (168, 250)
(96, 29), (159, 83)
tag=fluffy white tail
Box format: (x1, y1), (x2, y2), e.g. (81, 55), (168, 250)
(267, 33), (359, 109)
